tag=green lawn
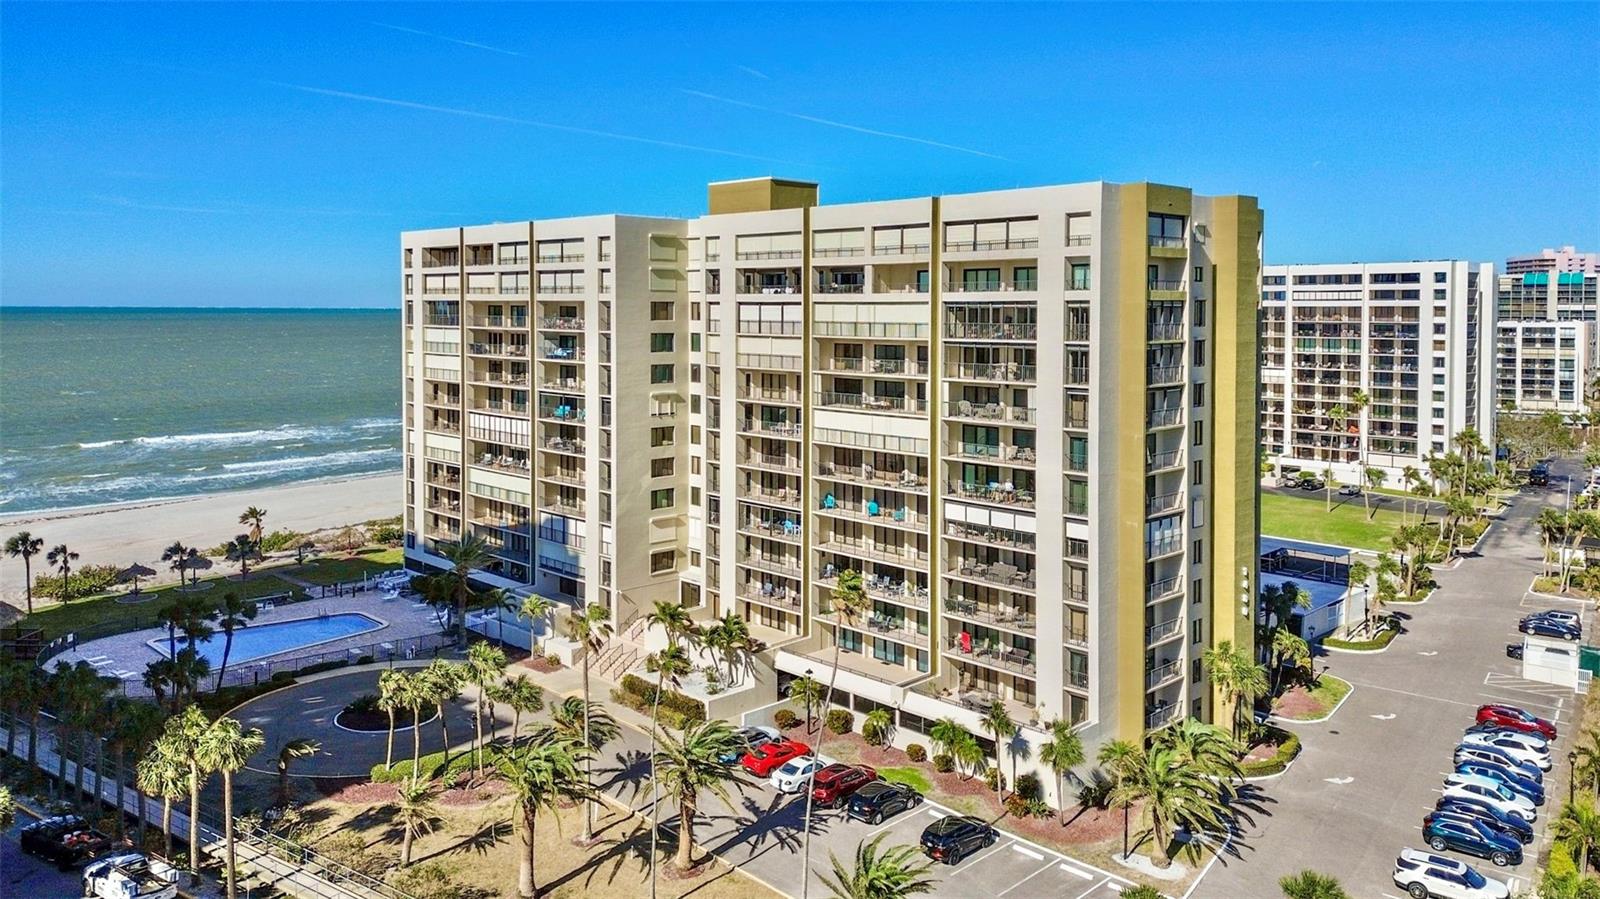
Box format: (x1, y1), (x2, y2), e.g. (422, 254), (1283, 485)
(876, 765), (933, 794)
(1261, 490), (1407, 551)
(1274, 675), (1353, 721)
(293, 548), (405, 585)
(23, 572), (305, 642)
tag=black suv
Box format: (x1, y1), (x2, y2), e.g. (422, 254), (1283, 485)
(19, 814), (111, 868)
(1530, 465), (1550, 486)
(919, 814), (997, 865)
(846, 781), (922, 824)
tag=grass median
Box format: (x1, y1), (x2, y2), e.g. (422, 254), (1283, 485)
(1261, 491), (1407, 551)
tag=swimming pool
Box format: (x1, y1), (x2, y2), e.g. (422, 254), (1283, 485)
(147, 612), (386, 666)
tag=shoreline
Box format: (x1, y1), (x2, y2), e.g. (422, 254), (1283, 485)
(0, 471), (403, 608)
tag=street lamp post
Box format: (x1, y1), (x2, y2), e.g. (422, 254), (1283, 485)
(1570, 750), (1579, 806)
(805, 667), (815, 733)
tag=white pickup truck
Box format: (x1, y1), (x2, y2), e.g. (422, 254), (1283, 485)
(82, 852), (179, 899)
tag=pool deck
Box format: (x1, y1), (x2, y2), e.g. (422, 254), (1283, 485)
(45, 591), (447, 695)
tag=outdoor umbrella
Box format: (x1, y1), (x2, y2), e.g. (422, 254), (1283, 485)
(182, 554), (213, 585)
(118, 563), (157, 594)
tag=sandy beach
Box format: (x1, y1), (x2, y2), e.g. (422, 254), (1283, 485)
(0, 472), (402, 606)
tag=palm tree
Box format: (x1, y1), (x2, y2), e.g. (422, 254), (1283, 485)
(1572, 727), (1600, 796)
(1203, 640), (1267, 740)
(1537, 507), (1567, 578)
(378, 669), (406, 769)
(11, 662), (45, 771)
(862, 708), (894, 747)
(1553, 797), (1600, 875)
(223, 535), (259, 580)
(820, 834), (937, 899)
(654, 719), (752, 872)
(169, 648), (212, 708)
(551, 696), (619, 751)
(804, 568), (868, 899)
(928, 717), (969, 760)
(1118, 728), (1238, 868)
(421, 659), (465, 765)
(647, 598), (696, 652)
(1364, 467), (1386, 519)
(397, 672), (429, 784)
(210, 592), (258, 689)
(159, 705), (213, 876)
(465, 641), (508, 776)
(238, 506), (267, 545)
(135, 743), (186, 861)
(566, 602), (612, 843)
(46, 543), (79, 600)
(4, 531), (44, 614)
(519, 593), (554, 648)
(275, 737), (321, 807)
(713, 612), (753, 682)
(198, 716), (265, 899)
(787, 675), (826, 732)
(161, 541), (192, 586)
(492, 730), (594, 899)
(499, 673), (546, 737)
(1270, 629), (1311, 698)
(1098, 738), (1141, 859)
(645, 645), (691, 899)
(1279, 870), (1350, 899)
(394, 778), (440, 868)
(951, 731), (985, 780)
(437, 534), (493, 645)
(1322, 465), (1336, 513)
(980, 702), (1016, 805)
(118, 700), (165, 851)
(1039, 719), (1085, 825)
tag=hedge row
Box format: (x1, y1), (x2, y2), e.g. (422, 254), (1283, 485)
(619, 673), (706, 721)
(372, 748), (476, 784)
(610, 686), (705, 730)
(1241, 728), (1301, 778)
(1323, 626), (1400, 651)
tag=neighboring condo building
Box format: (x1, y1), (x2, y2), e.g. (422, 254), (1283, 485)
(1494, 320), (1594, 415)
(1495, 268), (1600, 321)
(1259, 261), (1495, 484)
(402, 176), (1265, 800)
(1503, 245), (1600, 276)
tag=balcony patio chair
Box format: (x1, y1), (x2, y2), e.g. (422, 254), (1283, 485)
(957, 400), (974, 417)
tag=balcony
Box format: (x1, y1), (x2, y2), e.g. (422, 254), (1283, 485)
(815, 281), (865, 294)
(1146, 660), (1183, 691)
(943, 441), (1036, 466)
(945, 481), (1035, 509)
(426, 315), (461, 327)
(944, 521), (1035, 552)
(944, 322), (1039, 342)
(540, 436), (586, 456)
(469, 315), (529, 328)
(816, 569), (931, 609)
(537, 344), (583, 362)
(475, 399), (529, 416)
(1146, 617), (1182, 644)
(737, 385), (803, 404)
(1146, 492), (1182, 515)
(737, 554), (803, 578)
(738, 585), (802, 613)
(816, 609), (930, 649)
(944, 238), (1039, 253)
(1148, 365), (1184, 386)
(1148, 279), (1186, 299)
(815, 538), (928, 568)
(738, 419), (802, 439)
(814, 462), (928, 493)
(475, 371), (530, 387)
(1148, 235), (1186, 250)
(744, 484), (801, 508)
(942, 599), (1036, 635)
(737, 321), (802, 335)
(943, 637), (1036, 677)
(944, 362), (1037, 384)
(1146, 703), (1182, 730)
(538, 316), (585, 331)
(469, 343), (529, 359)
(425, 420), (462, 436)
(816, 392), (927, 416)
(816, 498), (925, 530)
(537, 283), (585, 295)
(737, 451), (802, 473)
(1146, 576), (1182, 603)
(946, 559), (1037, 593)
(1146, 535), (1183, 559)
(736, 283), (800, 295)
(943, 278), (1038, 294)
(739, 516), (803, 544)
(944, 400), (1037, 425)
(826, 358), (931, 377)
(1147, 408), (1184, 429)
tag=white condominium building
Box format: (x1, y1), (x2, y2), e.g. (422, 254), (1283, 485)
(1494, 320), (1594, 415)
(1259, 261), (1495, 484)
(402, 176), (1265, 794)
(1504, 246), (1599, 276)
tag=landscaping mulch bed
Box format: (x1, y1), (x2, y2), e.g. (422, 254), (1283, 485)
(522, 656), (563, 674)
(320, 769), (507, 807)
(1242, 740), (1281, 765)
(1271, 687), (1324, 720)
(334, 707), (424, 732)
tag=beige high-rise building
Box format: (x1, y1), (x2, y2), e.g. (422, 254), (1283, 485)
(401, 176), (1264, 794)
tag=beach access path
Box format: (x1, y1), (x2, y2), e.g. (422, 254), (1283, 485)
(0, 472), (401, 609)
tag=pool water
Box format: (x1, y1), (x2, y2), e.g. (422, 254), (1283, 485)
(147, 612), (385, 665)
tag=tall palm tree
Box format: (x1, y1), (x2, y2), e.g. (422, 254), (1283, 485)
(647, 598), (696, 652)
(12, 662), (46, 771)
(980, 702), (1016, 805)
(519, 592), (554, 648)
(492, 730), (594, 899)
(198, 716), (265, 899)
(465, 641), (508, 776)
(210, 592), (258, 690)
(567, 602), (612, 843)
(238, 507), (267, 545)
(161, 541), (192, 586)
(1279, 870), (1350, 899)
(820, 834), (937, 899)
(275, 737), (321, 807)
(223, 535), (259, 580)
(804, 568), (868, 899)
(1364, 467), (1386, 519)
(168, 648), (212, 708)
(4, 531), (45, 614)
(46, 543), (78, 600)
(394, 777), (440, 868)
(169, 706), (215, 875)
(1039, 719), (1085, 825)
(398, 672), (428, 784)
(377, 669), (406, 769)
(135, 742), (186, 861)
(438, 534), (493, 645)
(1401, 464), (1424, 524)
(1537, 507), (1567, 578)
(713, 612), (753, 682)
(1269, 629), (1311, 698)
(1097, 738), (1141, 859)
(421, 660), (464, 766)
(653, 719), (751, 872)
(551, 696), (619, 751)
(118, 700), (166, 851)
(787, 675), (826, 732)
(1553, 797), (1600, 875)
(1202, 640), (1267, 740)
(645, 645), (691, 899)
(928, 717), (969, 760)
(862, 708), (894, 747)
(499, 673), (545, 737)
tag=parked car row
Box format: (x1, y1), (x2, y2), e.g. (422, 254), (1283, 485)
(1396, 704), (1559, 896)
(1518, 609), (1582, 641)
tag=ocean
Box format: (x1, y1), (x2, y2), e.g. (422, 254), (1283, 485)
(0, 307), (401, 514)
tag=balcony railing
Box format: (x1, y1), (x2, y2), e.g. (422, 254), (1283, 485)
(1148, 365), (1184, 385)
(947, 560), (1037, 592)
(738, 419), (801, 438)
(944, 238), (1040, 252)
(945, 401), (1037, 424)
(943, 636), (1037, 676)
(1148, 280), (1184, 293)
(541, 436), (586, 454)
(538, 317), (584, 331)
(827, 357), (930, 376)
(737, 321), (802, 335)
(1146, 576), (1182, 603)
(738, 451), (801, 472)
(1147, 408), (1183, 428)
(470, 316), (529, 328)
(816, 392), (926, 414)
(1147, 322), (1185, 341)
(737, 385), (803, 403)
(1146, 617), (1182, 643)
(1146, 660), (1182, 690)
(735, 249), (802, 261)
(943, 279), (1039, 293)
(815, 282), (866, 294)
(944, 520), (1035, 551)
(945, 361), (1037, 383)
(815, 462), (927, 491)
(469, 343), (529, 358)
(1148, 235), (1185, 249)
(946, 481), (1035, 508)
(426, 315), (460, 327)
(943, 599), (1036, 633)
(944, 322), (1039, 341)
(1146, 703), (1182, 729)
(736, 283), (800, 295)
(1146, 536), (1184, 558)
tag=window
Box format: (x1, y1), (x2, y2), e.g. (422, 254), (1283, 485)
(1192, 539), (1204, 565)
(650, 333), (674, 353)
(690, 363), (701, 383)
(690, 333), (701, 352)
(1148, 213), (1185, 245)
(690, 486), (701, 505)
(1193, 300), (1206, 326)
(1069, 263), (1091, 290)
(1191, 619), (1203, 645)
(690, 456), (701, 474)
(1192, 421), (1204, 446)
(690, 395), (701, 414)
(1192, 338), (1206, 366)
(1191, 658), (1203, 683)
(1193, 382), (1205, 407)
(1192, 460), (1204, 484)
(1065, 213), (1092, 246)
(1192, 578), (1203, 605)
(1193, 266), (1204, 283)
(650, 550), (675, 573)
(650, 364), (674, 384)
(1434, 271), (1448, 283)
(1013, 266), (1038, 290)
(651, 426), (674, 447)
(650, 488), (674, 510)
(651, 302), (673, 321)
(651, 458), (674, 478)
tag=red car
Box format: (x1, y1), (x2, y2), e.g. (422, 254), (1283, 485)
(741, 738), (811, 777)
(1477, 704), (1557, 740)
(811, 764), (878, 808)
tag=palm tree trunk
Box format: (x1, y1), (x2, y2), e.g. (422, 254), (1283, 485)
(411, 703), (423, 786)
(223, 770), (237, 899)
(803, 638), (846, 899)
(215, 633), (233, 691)
(386, 709), (395, 769)
(519, 806), (537, 898)
(473, 682), (485, 777)
(161, 798), (173, 860)
(136, 785), (147, 848)
(581, 652), (594, 843)
(438, 701), (450, 763)
(113, 746), (127, 840)
(402, 821), (414, 867)
(55, 726), (68, 799)
(675, 794), (696, 871)
(27, 710), (39, 771)
(648, 672), (665, 899)
(188, 763), (201, 875)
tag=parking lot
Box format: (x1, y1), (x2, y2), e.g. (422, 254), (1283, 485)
(1203, 467), (1586, 897)
(3, 814), (83, 897)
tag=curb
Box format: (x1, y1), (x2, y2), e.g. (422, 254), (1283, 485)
(1241, 749), (1301, 783)
(1322, 636), (1397, 655)
(1389, 588), (1436, 606)
(1524, 575), (1597, 605)
(1268, 676), (1354, 725)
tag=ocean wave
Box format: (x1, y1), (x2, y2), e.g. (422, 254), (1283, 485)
(72, 419), (398, 453)
(77, 439), (123, 449)
(351, 418), (401, 430)
(221, 448), (396, 474)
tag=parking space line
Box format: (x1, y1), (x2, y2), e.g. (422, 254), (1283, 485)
(1011, 844), (1044, 861)
(1058, 861), (1094, 879)
(1340, 680), (1477, 707)
(994, 858), (1059, 897)
(1478, 692), (1563, 712)
(1073, 878), (1112, 899)
(949, 838), (1014, 875)
(925, 809), (942, 819)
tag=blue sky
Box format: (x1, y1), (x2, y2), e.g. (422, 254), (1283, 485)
(2, 2), (1597, 308)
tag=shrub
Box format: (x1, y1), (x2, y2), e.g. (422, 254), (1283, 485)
(1014, 772), (1043, 801)
(1077, 770), (1113, 809)
(905, 743), (927, 763)
(345, 693), (381, 715)
(773, 709), (800, 730)
(1023, 797), (1051, 819)
(319, 832), (386, 879)
(1240, 727), (1302, 778)
(825, 709), (854, 734)
(1122, 888), (1164, 899)
(1003, 793), (1030, 818)
(389, 862), (474, 899)
(545, 653), (562, 666)
(932, 754), (954, 774)
(608, 687), (702, 730)
(297, 659), (351, 677)
(259, 529), (307, 554)
(32, 564), (122, 600)
(372, 748), (476, 784)
(1322, 627), (1399, 652)
(618, 673), (705, 722)
(369, 524), (404, 547)
(984, 767), (1007, 793)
